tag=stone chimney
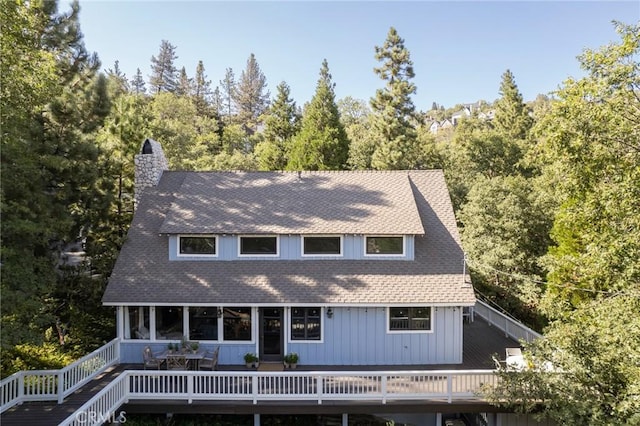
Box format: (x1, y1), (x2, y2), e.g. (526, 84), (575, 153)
(134, 138), (168, 209)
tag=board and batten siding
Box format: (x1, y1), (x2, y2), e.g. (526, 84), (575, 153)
(168, 235), (415, 261)
(288, 306), (462, 365)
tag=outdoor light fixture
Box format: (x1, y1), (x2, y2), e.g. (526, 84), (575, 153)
(326, 308), (333, 318)
(217, 307), (223, 318)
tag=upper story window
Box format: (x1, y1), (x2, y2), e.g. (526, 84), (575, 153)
(389, 307), (432, 332)
(178, 236), (217, 257)
(302, 236), (342, 256)
(365, 236), (404, 256)
(239, 236), (278, 256)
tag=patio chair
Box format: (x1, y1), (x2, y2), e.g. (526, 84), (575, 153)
(143, 346), (163, 370)
(199, 347), (219, 371)
(166, 354), (189, 370)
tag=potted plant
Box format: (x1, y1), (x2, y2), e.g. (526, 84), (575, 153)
(167, 342), (176, 353)
(244, 352), (259, 368)
(190, 342), (199, 353)
(283, 352), (299, 369)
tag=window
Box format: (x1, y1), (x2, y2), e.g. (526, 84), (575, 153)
(223, 307), (252, 341)
(303, 236), (342, 256)
(178, 236), (216, 256)
(239, 236), (278, 255)
(291, 307), (321, 340)
(389, 307), (431, 331)
(155, 306), (184, 339)
(366, 236), (404, 255)
(189, 307), (218, 340)
(125, 306), (150, 339)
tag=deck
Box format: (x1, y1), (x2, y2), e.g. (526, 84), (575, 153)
(1, 317), (519, 425)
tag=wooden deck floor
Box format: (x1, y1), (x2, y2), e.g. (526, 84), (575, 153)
(1, 318), (518, 424)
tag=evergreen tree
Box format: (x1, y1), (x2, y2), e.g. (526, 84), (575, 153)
(149, 39), (178, 94)
(256, 81), (300, 170)
(369, 27), (422, 170)
(130, 68), (146, 94)
(212, 86), (223, 116)
(106, 60), (129, 96)
(176, 66), (192, 97)
(193, 60), (212, 116)
(220, 67), (236, 117)
(233, 53), (270, 130)
(287, 59), (349, 170)
(1, 0), (114, 360)
(493, 69), (533, 140)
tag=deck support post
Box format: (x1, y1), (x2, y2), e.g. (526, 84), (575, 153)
(342, 413), (348, 426)
(436, 413), (442, 425)
(254, 413), (260, 426)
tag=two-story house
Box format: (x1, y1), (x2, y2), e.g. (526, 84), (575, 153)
(102, 139), (476, 366)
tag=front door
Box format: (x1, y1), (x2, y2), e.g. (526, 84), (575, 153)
(259, 307), (283, 362)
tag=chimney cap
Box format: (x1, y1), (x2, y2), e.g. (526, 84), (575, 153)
(141, 138), (154, 154)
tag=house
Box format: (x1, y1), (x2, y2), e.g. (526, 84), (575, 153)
(0, 139), (551, 425)
(103, 139), (476, 366)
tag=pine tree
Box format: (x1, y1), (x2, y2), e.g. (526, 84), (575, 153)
(106, 60), (129, 96)
(233, 53), (270, 130)
(287, 59), (349, 170)
(493, 69), (533, 140)
(130, 68), (146, 94)
(256, 81), (300, 170)
(176, 66), (192, 96)
(193, 60), (212, 116)
(220, 67), (236, 117)
(1, 0), (113, 353)
(149, 39), (178, 94)
(369, 27), (422, 170)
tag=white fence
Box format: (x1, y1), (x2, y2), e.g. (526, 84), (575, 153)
(0, 338), (120, 413)
(59, 369), (498, 425)
(474, 300), (542, 343)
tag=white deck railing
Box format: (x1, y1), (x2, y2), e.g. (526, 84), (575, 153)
(59, 369), (498, 425)
(474, 300), (542, 343)
(0, 338), (120, 413)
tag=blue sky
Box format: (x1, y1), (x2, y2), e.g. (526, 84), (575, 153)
(75, 1), (639, 110)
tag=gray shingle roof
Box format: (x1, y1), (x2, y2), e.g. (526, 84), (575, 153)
(103, 170), (475, 306)
(159, 171), (424, 235)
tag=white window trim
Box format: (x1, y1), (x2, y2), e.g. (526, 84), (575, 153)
(238, 235), (280, 257)
(288, 306), (325, 343)
(177, 235), (218, 258)
(301, 235), (343, 257)
(364, 235), (406, 257)
(386, 306), (434, 334)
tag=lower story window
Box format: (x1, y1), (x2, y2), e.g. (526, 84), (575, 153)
(155, 306), (184, 339)
(291, 307), (321, 340)
(125, 306), (150, 339)
(223, 307), (252, 341)
(389, 307), (431, 331)
(189, 307), (218, 340)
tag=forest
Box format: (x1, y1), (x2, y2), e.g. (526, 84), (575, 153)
(1, 1), (638, 424)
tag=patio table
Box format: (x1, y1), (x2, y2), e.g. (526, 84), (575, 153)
(156, 350), (206, 370)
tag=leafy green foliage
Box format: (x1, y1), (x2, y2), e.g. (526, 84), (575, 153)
(149, 40), (179, 94)
(493, 69), (533, 140)
(233, 53), (270, 131)
(486, 296), (640, 426)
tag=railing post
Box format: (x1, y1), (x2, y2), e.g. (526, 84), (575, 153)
(252, 375), (258, 404)
(57, 370), (65, 404)
(187, 374), (193, 404)
(381, 374), (387, 404)
(18, 372), (24, 405)
(316, 375), (323, 405)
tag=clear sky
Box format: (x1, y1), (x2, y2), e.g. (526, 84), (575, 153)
(75, 1), (639, 110)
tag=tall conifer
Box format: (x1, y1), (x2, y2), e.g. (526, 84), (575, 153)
(149, 40), (178, 94)
(233, 53), (270, 130)
(287, 59), (348, 170)
(493, 69), (533, 140)
(369, 27), (421, 170)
